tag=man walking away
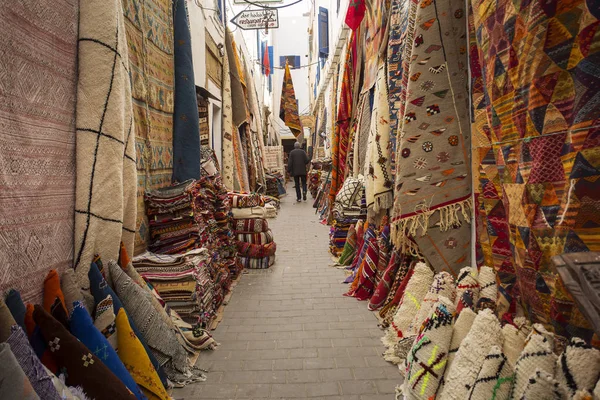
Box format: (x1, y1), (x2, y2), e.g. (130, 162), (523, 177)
(288, 142), (309, 202)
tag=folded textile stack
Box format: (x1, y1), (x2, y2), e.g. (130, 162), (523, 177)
(265, 172), (286, 198)
(308, 170), (321, 198)
(329, 176), (367, 257)
(230, 201), (277, 269)
(145, 180), (198, 254)
(133, 249), (218, 327)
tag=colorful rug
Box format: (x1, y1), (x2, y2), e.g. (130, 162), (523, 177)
(172, 0), (201, 183)
(279, 63), (303, 137)
(386, 0), (411, 177)
(74, 0), (137, 287)
(0, 0), (78, 303)
(369, 250), (402, 311)
(122, 0), (175, 254)
(390, 0), (472, 261)
(365, 65), (393, 215)
(220, 33), (235, 190)
(362, 0), (387, 92)
(470, 0), (600, 343)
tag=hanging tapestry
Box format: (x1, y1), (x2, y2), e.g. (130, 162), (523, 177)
(221, 37), (235, 190)
(470, 0), (600, 343)
(387, 0), (411, 177)
(345, 0), (366, 30)
(244, 59), (267, 191)
(353, 93), (373, 177)
(279, 63), (303, 137)
(74, 0), (137, 288)
(362, 0), (388, 92)
(390, 0), (471, 265)
(329, 34), (356, 214)
(0, 0), (78, 303)
(197, 96), (210, 148)
(123, 0), (175, 254)
(365, 65), (393, 215)
(172, 0), (201, 183)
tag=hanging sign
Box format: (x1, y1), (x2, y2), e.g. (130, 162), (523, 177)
(231, 9), (279, 30)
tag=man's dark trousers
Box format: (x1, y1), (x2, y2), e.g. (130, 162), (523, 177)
(294, 175), (307, 200)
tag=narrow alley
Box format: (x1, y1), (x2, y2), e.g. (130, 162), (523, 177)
(175, 188), (400, 399)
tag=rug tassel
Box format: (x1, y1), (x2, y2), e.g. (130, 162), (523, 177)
(390, 197), (473, 249)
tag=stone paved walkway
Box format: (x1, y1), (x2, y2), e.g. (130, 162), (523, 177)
(174, 185), (401, 399)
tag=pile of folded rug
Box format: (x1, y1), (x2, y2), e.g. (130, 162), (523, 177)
(132, 249), (219, 327)
(329, 176), (366, 257)
(265, 172), (286, 198)
(230, 192), (277, 269)
(145, 180), (198, 254)
(308, 170), (321, 198)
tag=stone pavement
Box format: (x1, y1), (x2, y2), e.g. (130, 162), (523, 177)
(173, 186), (401, 399)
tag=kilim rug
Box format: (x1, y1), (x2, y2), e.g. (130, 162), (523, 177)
(362, 0), (388, 93)
(470, 0), (600, 344)
(386, 0), (411, 177)
(365, 65), (393, 215)
(220, 32), (235, 191)
(122, 0), (175, 254)
(172, 0), (201, 183)
(74, 0), (137, 287)
(0, 0), (78, 303)
(390, 0), (472, 263)
(279, 63), (303, 138)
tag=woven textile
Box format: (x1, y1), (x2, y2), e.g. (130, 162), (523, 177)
(95, 295), (118, 350)
(74, 0), (137, 286)
(520, 369), (569, 400)
(476, 266), (497, 311)
(512, 333), (558, 400)
(410, 272), (456, 336)
(445, 308), (476, 376)
(440, 309), (503, 400)
(0, 298), (17, 342)
(383, 262), (434, 363)
(5, 290), (27, 332)
(390, 0), (471, 256)
(338, 224), (358, 266)
(386, 0), (411, 176)
(405, 297), (456, 400)
(455, 267), (480, 308)
(233, 218), (269, 233)
(348, 232), (380, 300)
(471, 0), (600, 343)
(61, 270), (86, 315)
(69, 302), (144, 399)
(279, 64), (303, 137)
(220, 32), (234, 190)
(109, 261), (203, 386)
(362, 0), (387, 92)
(237, 242), (277, 258)
(33, 306), (136, 399)
(172, 0), (200, 182)
(238, 256), (275, 269)
(555, 338), (600, 398)
(237, 231), (274, 245)
(229, 193), (265, 208)
(122, 0), (175, 253)
(369, 250), (403, 311)
(0, 343), (39, 400)
(115, 309), (169, 400)
(0, 0), (77, 303)
(353, 93), (373, 178)
(379, 257), (417, 322)
(365, 65), (394, 214)
(467, 346), (514, 400)
(6, 326), (61, 400)
(329, 34), (356, 215)
(501, 321), (529, 368)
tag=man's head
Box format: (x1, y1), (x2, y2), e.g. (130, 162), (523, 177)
(294, 142), (301, 149)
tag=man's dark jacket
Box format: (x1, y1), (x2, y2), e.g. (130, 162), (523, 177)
(288, 149), (309, 177)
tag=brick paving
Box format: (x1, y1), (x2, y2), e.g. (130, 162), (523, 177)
(173, 186), (401, 399)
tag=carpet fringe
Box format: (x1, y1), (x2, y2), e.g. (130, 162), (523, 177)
(391, 197), (472, 249)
